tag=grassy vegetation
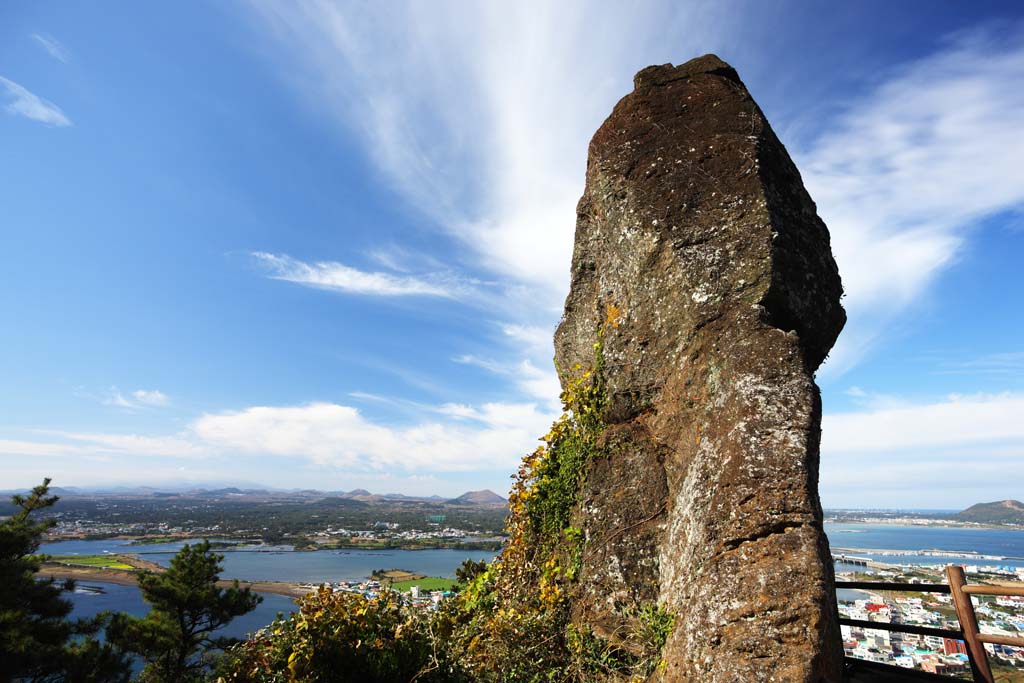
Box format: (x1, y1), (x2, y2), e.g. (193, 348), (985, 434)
(49, 554), (135, 569)
(390, 577), (459, 592)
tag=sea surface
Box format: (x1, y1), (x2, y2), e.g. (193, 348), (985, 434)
(44, 524), (1024, 640)
(67, 581), (298, 640)
(42, 538), (496, 583)
(824, 522), (1024, 568)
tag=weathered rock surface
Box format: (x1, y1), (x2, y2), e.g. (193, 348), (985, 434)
(555, 55), (845, 682)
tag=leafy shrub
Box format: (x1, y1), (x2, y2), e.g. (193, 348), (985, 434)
(216, 587), (464, 683)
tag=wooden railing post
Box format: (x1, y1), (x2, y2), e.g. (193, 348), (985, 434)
(946, 565), (994, 683)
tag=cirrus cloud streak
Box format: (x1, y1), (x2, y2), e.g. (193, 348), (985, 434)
(801, 28), (1024, 373)
(0, 75), (71, 126)
(251, 251), (478, 299)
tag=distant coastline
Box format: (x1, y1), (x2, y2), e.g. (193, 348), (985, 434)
(831, 546), (1019, 561)
(825, 516), (1024, 531)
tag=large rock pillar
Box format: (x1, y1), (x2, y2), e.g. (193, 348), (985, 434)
(555, 54), (846, 682)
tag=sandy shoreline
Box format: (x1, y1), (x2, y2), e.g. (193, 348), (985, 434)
(39, 563), (313, 599)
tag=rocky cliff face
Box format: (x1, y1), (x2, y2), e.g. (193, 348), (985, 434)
(555, 55), (845, 682)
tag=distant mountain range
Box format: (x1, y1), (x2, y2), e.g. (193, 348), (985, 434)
(956, 499), (1024, 525)
(0, 484), (506, 508)
(10, 487), (1018, 521)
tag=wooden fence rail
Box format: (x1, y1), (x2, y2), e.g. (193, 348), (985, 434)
(835, 565), (1024, 682)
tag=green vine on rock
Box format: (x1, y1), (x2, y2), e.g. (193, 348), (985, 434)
(442, 305), (679, 683)
(507, 308), (610, 576)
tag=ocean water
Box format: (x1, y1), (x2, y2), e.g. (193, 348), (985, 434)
(47, 524), (1023, 573)
(67, 581), (298, 638)
(41, 539), (497, 583)
(64, 580), (299, 675)
(46, 524), (1024, 639)
(825, 522), (1024, 568)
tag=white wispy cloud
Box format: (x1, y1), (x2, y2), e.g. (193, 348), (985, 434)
(454, 354), (561, 409)
(0, 76), (71, 126)
(245, 1), (727, 309)
(192, 400), (554, 472)
(499, 324), (554, 353)
(31, 33), (70, 63)
(823, 392), (1024, 453)
(364, 246), (451, 275)
(839, 386), (913, 411)
(5, 394), (556, 478)
(822, 449), (1024, 509)
(452, 355), (506, 375)
(0, 438), (94, 457)
(104, 388), (170, 410)
(800, 27), (1024, 373)
(247, 7), (1024, 380)
(252, 251), (475, 299)
(56, 431), (203, 457)
(820, 391), (1024, 506)
(0, 431), (204, 459)
(938, 351), (1024, 376)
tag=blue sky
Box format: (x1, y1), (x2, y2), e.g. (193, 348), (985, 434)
(2, 2), (1023, 507)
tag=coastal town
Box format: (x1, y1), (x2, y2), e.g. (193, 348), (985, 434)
(836, 560), (1024, 678)
(297, 573), (459, 610)
(46, 515), (500, 550)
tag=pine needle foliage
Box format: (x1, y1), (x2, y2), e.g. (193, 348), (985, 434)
(0, 478), (131, 683)
(108, 540), (261, 682)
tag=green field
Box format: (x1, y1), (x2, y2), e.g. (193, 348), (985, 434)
(49, 554), (135, 570)
(390, 577), (459, 592)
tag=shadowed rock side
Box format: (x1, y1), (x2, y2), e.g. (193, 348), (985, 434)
(555, 55), (846, 682)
